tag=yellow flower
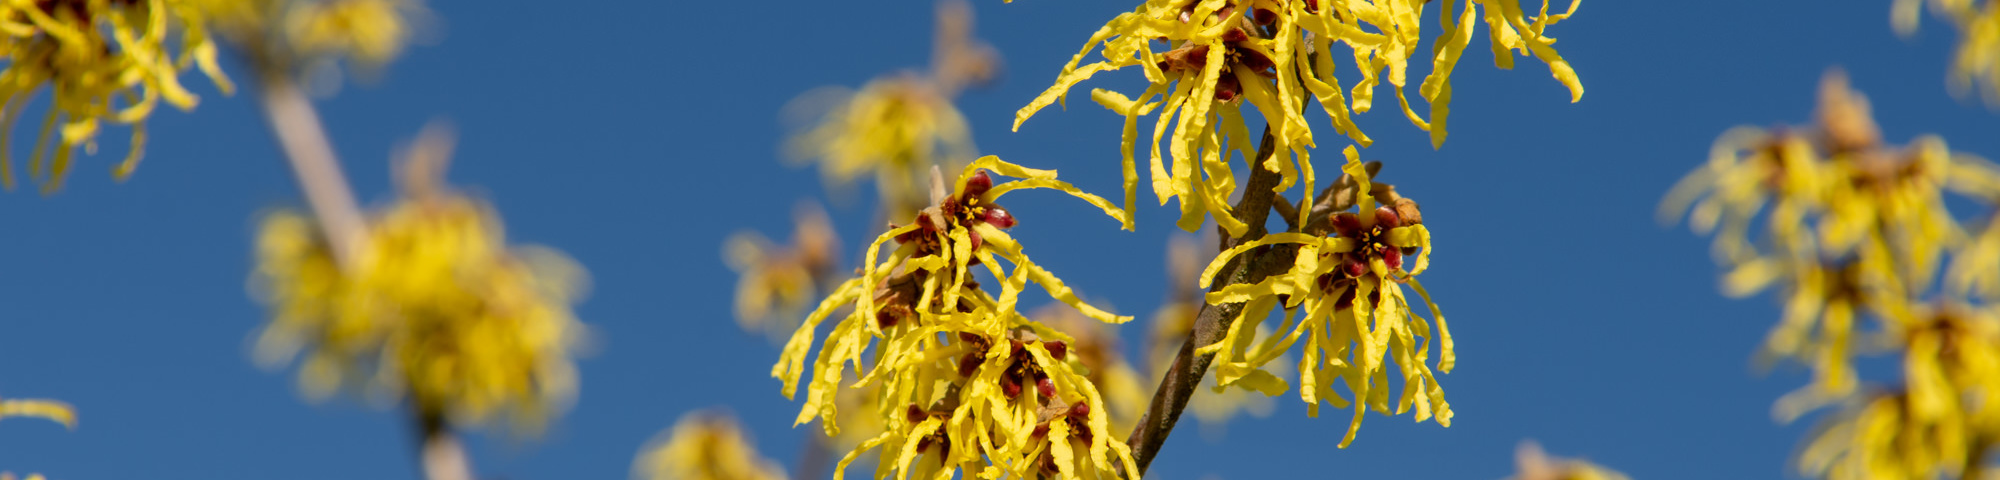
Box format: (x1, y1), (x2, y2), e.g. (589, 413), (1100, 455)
(1894, 0), (2000, 104)
(1033, 303), (1148, 435)
(772, 157), (1140, 479)
(1015, 0), (1583, 236)
(0, 0), (234, 192)
(634, 411), (788, 480)
(1788, 303), (2000, 480)
(251, 156), (587, 434)
(1192, 147), (1448, 447)
(725, 203), (841, 340)
(282, 0), (418, 70)
(786, 74), (977, 221)
(784, 0), (995, 221)
(1666, 72), (2000, 408)
(1505, 441), (1630, 480)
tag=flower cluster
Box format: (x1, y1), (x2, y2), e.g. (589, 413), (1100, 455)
(1667, 73), (2000, 479)
(1193, 148), (1449, 447)
(200, 0), (422, 71)
(1894, 0), (2000, 104)
(785, 0), (995, 221)
(251, 161), (587, 433)
(634, 411), (788, 480)
(1014, 0), (1583, 236)
(0, 0), (234, 191)
(773, 157), (1140, 479)
(726, 204), (842, 340)
(1664, 73), (1996, 405)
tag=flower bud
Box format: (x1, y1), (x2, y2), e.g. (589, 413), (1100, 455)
(1374, 206), (1401, 229)
(1393, 197), (1423, 225)
(968, 228), (984, 251)
(1031, 423), (1050, 438)
(1044, 341), (1068, 361)
(1222, 28), (1250, 43)
(1070, 401), (1090, 418)
(962, 170), (993, 198)
(984, 206), (1016, 229)
(1382, 247), (1403, 271)
(1215, 73), (1241, 102)
(1038, 377), (1057, 398)
(1002, 378), (1023, 398)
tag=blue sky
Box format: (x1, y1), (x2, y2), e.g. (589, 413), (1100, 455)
(1, 1), (1997, 479)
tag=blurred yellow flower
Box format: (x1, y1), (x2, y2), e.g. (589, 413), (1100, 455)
(634, 411), (788, 480)
(726, 203), (841, 340)
(283, 0), (418, 70)
(251, 150), (587, 433)
(1799, 306), (2000, 480)
(0, 0), (234, 192)
(1192, 147), (1448, 447)
(1894, 0), (2000, 104)
(1505, 441), (1630, 480)
(785, 0), (995, 221)
(1666, 72), (2000, 407)
(1016, 0), (1583, 236)
(772, 157), (1140, 479)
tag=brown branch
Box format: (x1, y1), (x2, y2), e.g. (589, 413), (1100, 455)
(1126, 127), (1294, 475)
(257, 73), (473, 480)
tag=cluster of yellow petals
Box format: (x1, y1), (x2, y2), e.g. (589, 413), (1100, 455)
(1798, 305), (2000, 480)
(785, 0), (994, 221)
(1032, 303), (1149, 435)
(726, 204), (841, 340)
(1664, 73), (1999, 407)
(1015, 0), (1583, 236)
(1894, 0), (2000, 104)
(773, 157), (1142, 479)
(196, 0), (419, 70)
(1504, 441), (1631, 480)
(787, 75), (976, 222)
(1667, 73), (2000, 479)
(0, 0), (233, 192)
(633, 411), (789, 480)
(1194, 148), (1448, 447)
(251, 183), (587, 433)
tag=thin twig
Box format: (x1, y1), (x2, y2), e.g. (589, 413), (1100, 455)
(257, 73), (473, 480)
(1126, 127), (1293, 475)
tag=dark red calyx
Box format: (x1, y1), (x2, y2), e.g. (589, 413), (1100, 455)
(1342, 254), (1368, 278)
(1374, 206), (1401, 229)
(1215, 73), (1241, 102)
(1330, 212), (1362, 236)
(958, 353), (983, 377)
(1002, 379), (1023, 398)
(1038, 377), (1057, 398)
(1222, 28), (1250, 43)
(963, 171), (993, 198)
(1253, 8), (1277, 25)
(1382, 248), (1403, 271)
(1044, 341), (1068, 361)
(907, 404), (928, 423)
(984, 206), (1016, 229)
(1069, 401), (1090, 418)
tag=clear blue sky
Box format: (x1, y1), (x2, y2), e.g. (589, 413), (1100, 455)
(0, 1), (1995, 479)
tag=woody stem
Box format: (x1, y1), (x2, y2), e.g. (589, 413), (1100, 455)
(1126, 127), (1293, 475)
